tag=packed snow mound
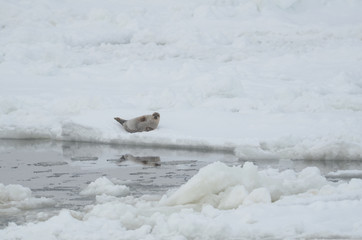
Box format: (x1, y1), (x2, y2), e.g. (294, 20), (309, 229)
(161, 161), (328, 208)
(2, 162), (362, 239)
(80, 177), (129, 197)
(0, 183), (54, 214)
(81, 162), (362, 238)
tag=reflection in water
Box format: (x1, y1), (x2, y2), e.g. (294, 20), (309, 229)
(71, 156), (99, 161)
(119, 154), (161, 167)
(1, 139), (362, 174)
(107, 154), (161, 166)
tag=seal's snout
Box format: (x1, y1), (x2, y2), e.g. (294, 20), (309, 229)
(153, 112), (160, 119)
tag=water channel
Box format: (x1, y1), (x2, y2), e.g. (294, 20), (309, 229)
(1, 139), (361, 228)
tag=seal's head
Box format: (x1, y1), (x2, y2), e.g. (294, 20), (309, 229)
(152, 112), (160, 120)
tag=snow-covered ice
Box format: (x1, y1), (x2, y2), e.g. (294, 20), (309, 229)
(1, 0), (362, 238)
(1, 0), (362, 160)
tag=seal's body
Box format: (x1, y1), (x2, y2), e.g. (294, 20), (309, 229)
(114, 112), (160, 133)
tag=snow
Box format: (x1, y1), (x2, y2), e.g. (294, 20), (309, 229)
(1, 0), (362, 238)
(1, 0), (362, 160)
(1, 162), (362, 239)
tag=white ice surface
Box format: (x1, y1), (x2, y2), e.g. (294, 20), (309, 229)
(1, 162), (362, 239)
(1, 0), (362, 160)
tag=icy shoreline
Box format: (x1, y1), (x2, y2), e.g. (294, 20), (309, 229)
(1, 111), (361, 161)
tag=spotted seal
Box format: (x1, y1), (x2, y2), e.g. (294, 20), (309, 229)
(114, 112), (160, 133)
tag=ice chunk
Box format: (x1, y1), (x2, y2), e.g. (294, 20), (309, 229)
(218, 185), (248, 209)
(0, 183), (54, 212)
(163, 161), (328, 208)
(80, 177), (129, 197)
(243, 188), (271, 205)
(0, 183), (31, 202)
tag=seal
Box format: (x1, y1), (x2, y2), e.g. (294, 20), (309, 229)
(114, 112), (160, 133)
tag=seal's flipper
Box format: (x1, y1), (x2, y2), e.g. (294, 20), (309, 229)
(146, 127), (154, 131)
(114, 117), (126, 125)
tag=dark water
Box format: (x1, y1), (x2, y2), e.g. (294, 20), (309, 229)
(0, 139), (361, 228)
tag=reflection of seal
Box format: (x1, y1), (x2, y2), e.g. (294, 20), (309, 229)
(114, 112), (160, 133)
(120, 154), (161, 166)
